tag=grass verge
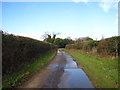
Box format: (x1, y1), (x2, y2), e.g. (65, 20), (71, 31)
(2, 50), (56, 88)
(63, 49), (118, 88)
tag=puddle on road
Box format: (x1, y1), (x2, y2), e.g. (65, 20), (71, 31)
(46, 51), (94, 88)
(48, 64), (59, 67)
(64, 53), (78, 68)
(48, 64), (66, 68)
(57, 53), (63, 56)
(58, 53), (94, 88)
(58, 69), (94, 88)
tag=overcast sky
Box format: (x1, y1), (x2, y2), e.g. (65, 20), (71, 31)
(2, 1), (118, 40)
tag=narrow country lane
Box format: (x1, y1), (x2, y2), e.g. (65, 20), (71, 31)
(19, 49), (94, 88)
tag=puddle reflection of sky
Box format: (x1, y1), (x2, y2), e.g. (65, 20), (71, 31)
(58, 69), (94, 88)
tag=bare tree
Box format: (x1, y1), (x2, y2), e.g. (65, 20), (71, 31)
(42, 32), (60, 43)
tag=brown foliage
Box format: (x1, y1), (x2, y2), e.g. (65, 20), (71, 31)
(66, 36), (120, 58)
(97, 37), (120, 57)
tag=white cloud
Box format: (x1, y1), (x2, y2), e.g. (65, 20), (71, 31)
(82, 0), (89, 3)
(99, 0), (118, 30)
(99, 2), (112, 12)
(72, 0), (89, 3)
(72, 0), (118, 11)
(99, 0), (118, 12)
(72, 0), (81, 3)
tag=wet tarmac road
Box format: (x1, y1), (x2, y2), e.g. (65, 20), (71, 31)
(20, 49), (94, 88)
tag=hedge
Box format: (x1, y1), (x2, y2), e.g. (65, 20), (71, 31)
(97, 36), (120, 56)
(2, 31), (57, 75)
(66, 36), (120, 57)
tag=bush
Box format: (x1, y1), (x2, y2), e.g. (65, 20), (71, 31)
(66, 36), (120, 57)
(97, 36), (120, 56)
(2, 32), (57, 75)
(66, 40), (99, 52)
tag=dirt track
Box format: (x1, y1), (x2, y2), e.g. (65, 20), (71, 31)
(19, 49), (94, 88)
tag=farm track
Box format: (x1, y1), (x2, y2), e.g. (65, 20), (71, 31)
(19, 49), (94, 88)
